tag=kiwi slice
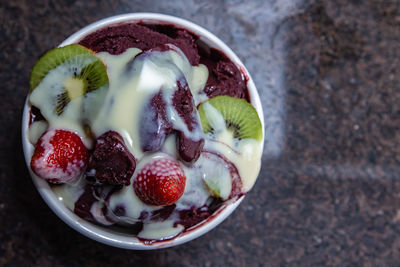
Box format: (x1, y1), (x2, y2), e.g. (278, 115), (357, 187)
(203, 173), (231, 200)
(30, 44), (108, 115)
(198, 96), (262, 141)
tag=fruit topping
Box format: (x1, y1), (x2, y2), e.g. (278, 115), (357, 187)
(198, 95), (262, 141)
(86, 131), (136, 185)
(30, 129), (88, 184)
(133, 157), (186, 206)
(200, 151), (242, 200)
(29, 44), (108, 116)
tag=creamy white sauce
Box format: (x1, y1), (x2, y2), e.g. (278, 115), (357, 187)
(177, 160), (211, 209)
(52, 179), (85, 210)
(138, 221), (184, 240)
(29, 44), (262, 240)
(28, 120), (48, 145)
(161, 134), (178, 157)
(108, 182), (146, 223)
(204, 139), (262, 192)
(198, 155), (232, 200)
(91, 46), (209, 157)
(90, 201), (114, 226)
(202, 102), (262, 191)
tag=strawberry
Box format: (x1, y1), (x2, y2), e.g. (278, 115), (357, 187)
(133, 157), (186, 206)
(30, 129), (88, 184)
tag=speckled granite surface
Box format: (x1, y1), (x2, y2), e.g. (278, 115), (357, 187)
(1, 0), (399, 265)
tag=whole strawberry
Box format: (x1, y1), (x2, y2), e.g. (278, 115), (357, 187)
(133, 157), (186, 206)
(30, 129), (88, 184)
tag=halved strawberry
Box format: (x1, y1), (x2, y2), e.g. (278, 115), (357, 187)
(30, 129), (88, 184)
(133, 157), (186, 206)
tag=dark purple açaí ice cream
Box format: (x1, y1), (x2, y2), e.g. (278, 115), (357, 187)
(28, 21), (262, 242)
(79, 23), (249, 101)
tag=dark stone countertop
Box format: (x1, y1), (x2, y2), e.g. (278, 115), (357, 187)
(1, 0), (399, 266)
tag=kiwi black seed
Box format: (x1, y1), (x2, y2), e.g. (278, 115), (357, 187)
(30, 44), (108, 115)
(198, 96), (262, 141)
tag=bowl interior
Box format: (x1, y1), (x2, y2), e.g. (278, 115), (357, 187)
(22, 13), (264, 250)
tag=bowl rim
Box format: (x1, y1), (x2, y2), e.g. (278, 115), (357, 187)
(22, 12), (265, 250)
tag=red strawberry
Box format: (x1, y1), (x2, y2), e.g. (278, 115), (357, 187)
(133, 157), (186, 206)
(30, 129), (88, 184)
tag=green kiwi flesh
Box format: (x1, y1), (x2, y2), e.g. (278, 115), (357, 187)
(198, 96), (262, 141)
(203, 176), (228, 200)
(29, 44), (108, 115)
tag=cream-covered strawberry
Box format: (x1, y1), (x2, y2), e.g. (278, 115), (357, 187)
(30, 129), (88, 184)
(133, 157), (186, 206)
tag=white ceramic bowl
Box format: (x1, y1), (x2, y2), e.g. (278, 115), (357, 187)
(22, 13), (265, 250)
